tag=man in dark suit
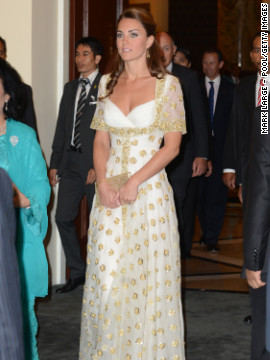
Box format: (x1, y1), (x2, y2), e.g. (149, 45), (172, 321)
(198, 49), (234, 252)
(0, 36), (37, 132)
(223, 31), (270, 200)
(50, 36), (103, 293)
(156, 32), (210, 258)
(243, 107), (270, 359)
(223, 31), (270, 325)
(0, 168), (24, 360)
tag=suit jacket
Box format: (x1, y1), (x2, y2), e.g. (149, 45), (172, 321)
(19, 83), (37, 132)
(243, 107), (270, 278)
(267, 251), (270, 352)
(244, 108), (270, 352)
(166, 64), (209, 180)
(223, 74), (257, 185)
(50, 73), (102, 180)
(0, 168), (24, 360)
(200, 76), (235, 171)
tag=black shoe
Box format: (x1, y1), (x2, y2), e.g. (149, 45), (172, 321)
(207, 244), (219, 253)
(243, 315), (252, 324)
(199, 236), (206, 245)
(56, 275), (85, 294)
(182, 251), (192, 260)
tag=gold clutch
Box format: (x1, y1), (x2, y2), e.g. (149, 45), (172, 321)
(95, 172), (130, 206)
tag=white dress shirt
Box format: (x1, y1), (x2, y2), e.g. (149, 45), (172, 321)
(166, 62), (173, 73)
(255, 72), (270, 105)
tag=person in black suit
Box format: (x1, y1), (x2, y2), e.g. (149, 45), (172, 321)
(223, 31), (270, 202)
(0, 36), (37, 132)
(50, 36), (103, 293)
(0, 168), (24, 360)
(198, 49), (234, 252)
(156, 32), (210, 259)
(243, 107), (270, 360)
(223, 29), (270, 328)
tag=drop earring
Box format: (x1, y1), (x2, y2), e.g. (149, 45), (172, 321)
(4, 101), (8, 112)
(146, 48), (150, 59)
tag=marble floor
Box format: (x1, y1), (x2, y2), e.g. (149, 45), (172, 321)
(182, 191), (249, 292)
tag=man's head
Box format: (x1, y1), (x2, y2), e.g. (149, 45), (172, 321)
(156, 32), (176, 68)
(174, 47), (191, 68)
(250, 31), (270, 74)
(75, 37), (103, 78)
(0, 37), (7, 60)
(202, 49), (224, 80)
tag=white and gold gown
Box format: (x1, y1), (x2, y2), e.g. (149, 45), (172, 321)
(79, 73), (186, 360)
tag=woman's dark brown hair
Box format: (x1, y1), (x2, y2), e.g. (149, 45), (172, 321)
(105, 7), (165, 97)
(0, 58), (26, 120)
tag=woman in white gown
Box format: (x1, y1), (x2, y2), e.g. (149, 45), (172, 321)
(79, 7), (186, 360)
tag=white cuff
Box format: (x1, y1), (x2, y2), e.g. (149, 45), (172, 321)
(223, 168), (235, 173)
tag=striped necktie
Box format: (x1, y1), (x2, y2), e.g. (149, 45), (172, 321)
(74, 78), (90, 149)
(257, 78), (264, 107)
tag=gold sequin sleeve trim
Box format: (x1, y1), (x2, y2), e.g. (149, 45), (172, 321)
(159, 75), (187, 135)
(91, 75), (110, 132)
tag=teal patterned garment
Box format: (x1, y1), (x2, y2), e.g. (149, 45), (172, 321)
(0, 119), (50, 360)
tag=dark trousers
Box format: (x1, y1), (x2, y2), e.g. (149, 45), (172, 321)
(181, 177), (199, 254)
(55, 151), (94, 280)
(250, 285), (270, 360)
(197, 167), (228, 245)
(168, 175), (189, 251)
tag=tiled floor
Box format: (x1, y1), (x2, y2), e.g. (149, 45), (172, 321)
(182, 193), (250, 292)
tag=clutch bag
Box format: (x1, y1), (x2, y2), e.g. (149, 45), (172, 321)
(95, 172), (130, 206)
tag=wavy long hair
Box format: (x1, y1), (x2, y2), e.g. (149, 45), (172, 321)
(105, 7), (165, 97)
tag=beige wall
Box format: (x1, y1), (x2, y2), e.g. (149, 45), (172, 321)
(129, 0), (168, 32)
(0, 0), (33, 83)
(0, 0), (69, 285)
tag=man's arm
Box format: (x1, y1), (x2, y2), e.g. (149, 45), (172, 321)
(243, 108), (270, 287)
(190, 71), (209, 159)
(188, 71), (209, 176)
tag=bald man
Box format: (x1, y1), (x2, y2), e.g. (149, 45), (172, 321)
(157, 32), (210, 258)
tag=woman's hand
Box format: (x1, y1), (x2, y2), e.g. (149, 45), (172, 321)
(119, 177), (138, 205)
(97, 180), (121, 208)
(13, 184), (30, 208)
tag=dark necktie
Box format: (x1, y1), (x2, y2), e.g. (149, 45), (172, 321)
(74, 78), (90, 149)
(208, 81), (214, 128)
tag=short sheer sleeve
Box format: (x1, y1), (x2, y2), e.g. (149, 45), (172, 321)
(90, 74), (110, 132)
(159, 75), (186, 134)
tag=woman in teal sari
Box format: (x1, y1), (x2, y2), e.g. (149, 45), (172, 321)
(0, 58), (50, 359)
